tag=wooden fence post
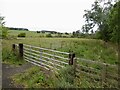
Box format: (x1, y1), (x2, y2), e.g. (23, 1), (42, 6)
(69, 53), (76, 84)
(69, 53), (75, 65)
(19, 43), (23, 59)
(12, 44), (16, 53)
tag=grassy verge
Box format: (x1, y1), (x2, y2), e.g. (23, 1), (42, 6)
(2, 48), (25, 65)
(12, 66), (54, 88)
(11, 65), (106, 88)
(2, 39), (25, 65)
(11, 65), (76, 88)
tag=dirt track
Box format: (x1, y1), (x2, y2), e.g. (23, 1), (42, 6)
(2, 63), (33, 89)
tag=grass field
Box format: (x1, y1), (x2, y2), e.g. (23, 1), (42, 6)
(3, 37), (118, 65)
(8, 30), (71, 38)
(2, 29), (118, 88)
(8, 30), (42, 37)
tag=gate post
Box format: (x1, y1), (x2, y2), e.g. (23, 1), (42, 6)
(12, 44), (16, 53)
(69, 53), (75, 65)
(19, 43), (23, 59)
(68, 52), (76, 84)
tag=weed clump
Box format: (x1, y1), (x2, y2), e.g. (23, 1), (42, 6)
(2, 48), (25, 65)
(51, 66), (76, 88)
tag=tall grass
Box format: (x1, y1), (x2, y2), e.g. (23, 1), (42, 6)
(2, 39), (25, 65)
(2, 48), (25, 65)
(2, 30), (118, 88)
(12, 65), (76, 88)
(2, 37), (118, 65)
(12, 66), (53, 88)
(51, 66), (76, 88)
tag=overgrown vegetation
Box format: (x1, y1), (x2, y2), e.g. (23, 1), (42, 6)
(50, 66), (75, 88)
(0, 15), (8, 39)
(57, 39), (118, 65)
(2, 39), (25, 65)
(2, 48), (25, 65)
(12, 65), (76, 88)
(12, 66), (53, 88)
(12, 63), (118, 88)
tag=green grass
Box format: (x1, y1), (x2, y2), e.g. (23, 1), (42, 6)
(2, 47), (25, 65)
(2, 37), (118, 65)
(12, 66), (53, 88)
(2, 30), (118, 88)
(57, 39), (118, 64)
(12, 64), (118, 88)
(6, 30), (118, 65)
(8, 30), (71, 38)
(8, 30), (42, 37)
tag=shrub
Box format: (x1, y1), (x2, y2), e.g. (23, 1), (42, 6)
(46, 34), (52, 37)
(65, 32), (69, 35)
(0, 27), (8, 38)
(18, 33), (26, 37)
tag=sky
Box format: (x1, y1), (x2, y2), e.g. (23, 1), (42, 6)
(0, 0), (95, 33)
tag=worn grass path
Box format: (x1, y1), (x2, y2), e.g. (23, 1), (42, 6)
(2, 62), (33, 89)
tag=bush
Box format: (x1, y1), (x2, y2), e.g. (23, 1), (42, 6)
(46, 34), (52, 37)
(0, 27), (8, 38)
(18, 33), (26, 37)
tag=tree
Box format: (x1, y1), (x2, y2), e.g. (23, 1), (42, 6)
(72, 30), (81, 37)
(0, 15), (8, 38)
(0, 15), (5, 26)
(65, 32), (69, 35)
(57, 32), (62, 37)
(108, 1), (120, 43)
(82, 0), (115, 42)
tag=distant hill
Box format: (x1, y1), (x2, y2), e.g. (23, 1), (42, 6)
(7, 27), (29, 31)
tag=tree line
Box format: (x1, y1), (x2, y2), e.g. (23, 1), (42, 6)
(7, 27), (29, 31)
